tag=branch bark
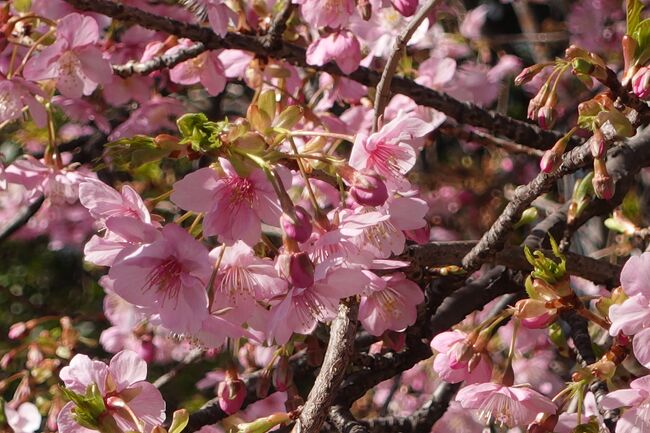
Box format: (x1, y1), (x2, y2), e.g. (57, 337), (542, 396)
(294, 299), (360, 433)
(112, 42), (206, 77)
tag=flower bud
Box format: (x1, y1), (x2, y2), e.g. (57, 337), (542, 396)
(272, 356), (293, 392)
(514, 64), (547, 87)
(277, 251), (315, 288)
(590, 128), (607, 159)
(540, 131), (570, 173)
(527, 413), (558, 433)
(622, 35), (637, 74)
(138, 337), (156, 364)
(218, 372), (246, 415)
(391, 0), (418, 17)
(590, 358), (616, 380)
(350, 171), (389, 207)
(592, 158), (614, 200)
(404, 225), (430, 244)
(280, 206), (313, 243)
(383, 331), (406, 352)
(8, 322), (27, 340)
(633, 66), (650, 99)
(514, 299), (555, 329)
(536, 105), (556, 130)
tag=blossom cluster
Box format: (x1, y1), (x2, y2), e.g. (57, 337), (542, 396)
(3, 1), (650, 433)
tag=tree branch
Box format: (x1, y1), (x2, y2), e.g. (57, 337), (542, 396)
(62, 0), (571, 151)
(0, 196), (44, 244)
(112, 42), (206, 78)
(294, 299), (360, 433)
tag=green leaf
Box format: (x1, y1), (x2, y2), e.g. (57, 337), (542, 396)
(628, 0), (644, 36)
(176, 113), (226, 153)
(258, 90), (277, 121)
(168, 409), (189, 433)
(104, 135), (173, 169)
(634, 18), (650, 54)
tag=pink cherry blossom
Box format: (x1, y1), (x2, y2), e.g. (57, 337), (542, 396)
(208, 241), (287, 323)
(109, 223), (211, 334)
(5, 402), (41, 433)
(84, 216), (160, 267)
(108, 96), (186, 140)
(5, 155), (94, 203)
(294, 0), (355, 29)
(358, 272), (424, 336)
(168, 40), (227, 96)
(79, 178), (152, 226)
(306, 31), (361, 75)
(430, 330), (492, 384)
(58, 350), (165, 433)
(0, 77), (47, 127)
(266, 265), (371, 344)
(455, 382), (557, 427)
(349, 112), (434, 189)
(392, 0), (419, 17)
(171, 159), (285, 246)
(23, 13), (112, 99)
(601, 375), (650, 433)
(415, 56), (457, 90)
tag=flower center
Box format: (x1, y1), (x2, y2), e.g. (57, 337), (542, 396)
(477, 392), (525, 428)
(225, 176), (256, 207)
(144, 257), (184, 307)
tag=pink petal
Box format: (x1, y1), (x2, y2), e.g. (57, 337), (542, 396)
(109, 350), (148, 390)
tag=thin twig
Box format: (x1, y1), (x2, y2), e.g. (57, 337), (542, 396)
(112, 42), (206, 78)
(372, 0), (442, 132)
(0, 196), (44, 244)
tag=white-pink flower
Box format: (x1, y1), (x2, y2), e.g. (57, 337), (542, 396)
(171, 159), (285, 246)
(5, 402), (41, 433)
(294, 0), (355, 28)
(349, 112), (434, 189)
(455, 382), (556, 427)
(306, 31), (361, 75)
(430, 330), (491, 384)
(266, 265), (370, 344)
(609, 252), (650, 368)
(23, 13), (112, 98)
(79, 178), (152, 226)
(209, 241), (287, 323)
(601, 375), (650, 433)
(109, 224), (211, 334)
(168, 39), (227, 96)
(0, 77), (48, 127)
(359, 272), (424, 336)
(57, 350), (165, 433)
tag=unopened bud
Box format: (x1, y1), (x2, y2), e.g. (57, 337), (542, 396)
(622, 35), (637, 73)
(280, 206), (313, 243)
(592, 158), (614, 200)
(633, 66), (650, 99)
(514, 64), (547, 87)
(218, 372), (246, 415)
(276, 251), (315, 288)
(527, 413), (558, 433)
(514, 299), (555, 329)
(272, 356), (293, 392)
(138, 337), (156, 364)
(8, 322), (27, 340)
(591, 128), (607, 158)
(350, 171), (389, 207)
(383, 331), (406, 352)
(536, 105), (556, 130)
(404, 225), (430, 244)
(391, 0), (418, 17)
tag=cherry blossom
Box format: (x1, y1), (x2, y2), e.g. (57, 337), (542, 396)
(23, 13), (112, 99)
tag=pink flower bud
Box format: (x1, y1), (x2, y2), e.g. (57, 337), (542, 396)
(391, 0), (418, 17)
(593, 158), (614, 200)
(633, 66), (650, 99)
(540, 149), (561, 173)
(514, 299), (555, 329)
(218, 374), (246, 415)
(536, 106), (555, 130)
(404, 225), (430, 244)
(590, 129), (606, 159)
(272, 356), (293, 392)
(277, 251), (315, 288)
(350, 171), (389, 207)
(137, 338), (156, 364)
(280, 206), (313, 243)
(8, 322), (27, 340)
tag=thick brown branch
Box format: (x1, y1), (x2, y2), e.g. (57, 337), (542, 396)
(405, 241), (621, 286)
(294, 299), (359, 433)
(62, 0), (570, 151)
